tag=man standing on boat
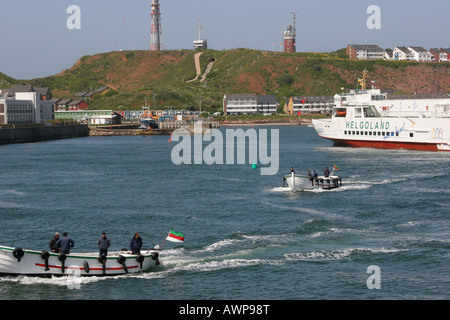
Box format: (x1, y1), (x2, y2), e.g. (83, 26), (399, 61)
(49, 232), (60, 253)
(56, 232), (75, 254)
(98, 232), (110, 256)
(307, 169), (314, 186)
(129, 233), (142, 255)
(324, 167), (330, 177)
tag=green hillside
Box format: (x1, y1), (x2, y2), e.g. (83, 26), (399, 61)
(10, 48), (450, 112)
(0, 71), (20, 88)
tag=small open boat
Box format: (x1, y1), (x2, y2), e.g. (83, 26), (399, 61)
(283, 171), (342, 191)
(0, 245), (161, 277)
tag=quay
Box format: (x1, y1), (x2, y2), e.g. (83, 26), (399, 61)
(0, 124), (89, 145)
(89, 119), (220, 137)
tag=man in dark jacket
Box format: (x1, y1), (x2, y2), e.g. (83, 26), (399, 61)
(129, 233), (142, 254)
(56, 232), (75, 254)
(98, 232), (110, 256)
(49, 232), (60, 253)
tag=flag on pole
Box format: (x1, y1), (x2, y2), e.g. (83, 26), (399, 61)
(333, 164), (340, 170)
(166, 230), (185, 243)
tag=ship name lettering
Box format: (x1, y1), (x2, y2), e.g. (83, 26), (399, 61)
(346, 121), (389, 131)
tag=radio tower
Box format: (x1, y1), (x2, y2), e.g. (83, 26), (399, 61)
(150, 0), (162, 50)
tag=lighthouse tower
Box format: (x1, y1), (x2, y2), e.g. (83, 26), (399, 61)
(283, 12), (297, 53)
(150, 0), (162, 50)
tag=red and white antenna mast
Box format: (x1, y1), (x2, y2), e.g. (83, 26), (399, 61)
(150, 0), (162, 50)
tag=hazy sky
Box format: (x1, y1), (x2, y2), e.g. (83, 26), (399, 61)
(1, 0), (448, 79)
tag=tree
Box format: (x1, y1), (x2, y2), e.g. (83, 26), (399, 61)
(277, 74), (295, 87)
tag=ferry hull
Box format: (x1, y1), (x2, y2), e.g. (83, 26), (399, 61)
(329, 137), (448, 152)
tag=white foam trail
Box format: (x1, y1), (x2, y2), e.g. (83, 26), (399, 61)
(0, 189), (26, 196)
(284, 247), (408, 261)
(267, 186), (293, 193)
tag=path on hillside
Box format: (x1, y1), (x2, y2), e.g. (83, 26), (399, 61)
(200, 60), (214, 82)
(186, 52), (203, 83)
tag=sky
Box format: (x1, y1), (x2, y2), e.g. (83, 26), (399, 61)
(0, 0), (448, 79)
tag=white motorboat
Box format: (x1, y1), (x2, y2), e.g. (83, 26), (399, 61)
(0, 245), (161, 277)
(283, 171), (342, 191)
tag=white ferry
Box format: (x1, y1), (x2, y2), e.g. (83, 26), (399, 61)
(312, 70), (450, 152)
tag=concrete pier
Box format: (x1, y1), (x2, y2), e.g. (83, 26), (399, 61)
(0, 125), (89, 145)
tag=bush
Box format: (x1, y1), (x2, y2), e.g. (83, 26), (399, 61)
(277, 74), (295, 87)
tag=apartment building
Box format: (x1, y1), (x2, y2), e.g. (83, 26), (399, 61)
(346, 44), (384, 60)
(223, 94), (278, 116)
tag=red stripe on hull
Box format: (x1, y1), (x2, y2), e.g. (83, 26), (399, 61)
(35, 263), (138, 271)
(328, 138), (443, 151)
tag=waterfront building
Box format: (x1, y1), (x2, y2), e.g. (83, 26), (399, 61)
(284, 96), (335, 115)
(223, 94), (278, 116)
(0, 91), (54, 124)
(55, 110), (122, 125)
(0, 97), (34, 124)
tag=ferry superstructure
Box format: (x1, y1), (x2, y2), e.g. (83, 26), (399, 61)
(312, 71), (450, 152)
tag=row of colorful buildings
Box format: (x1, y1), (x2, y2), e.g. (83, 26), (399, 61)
(0, 85), (121, 125)
(222, 93), (336, 116)
(347, 44), (449, 62)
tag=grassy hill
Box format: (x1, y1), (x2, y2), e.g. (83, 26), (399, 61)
(10, 48), (450, 112)
(0, 71), (21, 88)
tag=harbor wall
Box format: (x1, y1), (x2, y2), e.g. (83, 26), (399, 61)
(0, 125), (89, 145)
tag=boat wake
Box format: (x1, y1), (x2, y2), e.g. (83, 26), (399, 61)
(0, 232), (416, 287)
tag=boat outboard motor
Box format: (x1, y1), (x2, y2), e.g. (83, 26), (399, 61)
(136, 254), (145, 270)
(98, 255), (107, 274)
(58, 253), (67, 274)
(152, 252), (160, 266)
(84, 261), (90, 274)
(117, 255), (128, 273)
(13, 247), (24, 262)
(41, 250), (50, 271)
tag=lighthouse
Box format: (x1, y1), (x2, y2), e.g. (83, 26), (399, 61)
(283, 12), (297, 53)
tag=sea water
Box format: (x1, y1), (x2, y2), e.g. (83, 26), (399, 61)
(0, 126), (448, 300)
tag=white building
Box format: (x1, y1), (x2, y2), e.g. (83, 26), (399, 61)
(0, 92), (54, 125)
(429, 48), (448, 62)
(347, 45), (384, 60)
(223, 94), (278, 116)
(285, 96), (335, 115)
(393, 46), (414, 60)
(0, 97), (34, 125)
(408, 46), (432, 62)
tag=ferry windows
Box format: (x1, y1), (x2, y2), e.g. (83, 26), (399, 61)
(371, 95), (385, 101)
(355, 108), (362, 118)
(410, 133), (414, 137)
